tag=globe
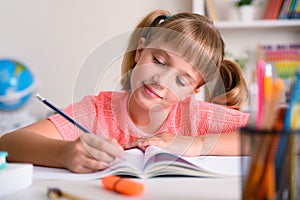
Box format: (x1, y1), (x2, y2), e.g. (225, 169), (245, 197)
(0, 59), (35, 110)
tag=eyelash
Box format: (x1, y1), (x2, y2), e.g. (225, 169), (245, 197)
(153, 57), (165, 66)
(154, 56), (187, 86)
(176, 76), (186, 86)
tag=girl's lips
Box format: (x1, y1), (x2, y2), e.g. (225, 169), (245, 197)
(143, 84), (162, 99)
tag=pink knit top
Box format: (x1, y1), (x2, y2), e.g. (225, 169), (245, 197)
(48, 91), (249, 146)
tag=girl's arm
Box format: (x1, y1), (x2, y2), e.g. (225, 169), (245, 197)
(0, 119), (65, 166)
(0, 119), (124, 173)
(124, 131), (242, 156)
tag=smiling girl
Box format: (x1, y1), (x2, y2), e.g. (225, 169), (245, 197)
(0, 10), (249, 173)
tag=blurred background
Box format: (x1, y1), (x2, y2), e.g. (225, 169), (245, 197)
(0, 0), (191, 107)
(0, 0), (299, 133)
(0, 0), (192, 133)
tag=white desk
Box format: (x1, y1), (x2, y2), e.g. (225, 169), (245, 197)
(3, 176), (242, 200)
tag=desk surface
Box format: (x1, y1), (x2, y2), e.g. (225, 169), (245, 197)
(4, 177), (242, 200)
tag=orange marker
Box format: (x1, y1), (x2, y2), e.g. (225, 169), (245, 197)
(101, 176), (144, 196)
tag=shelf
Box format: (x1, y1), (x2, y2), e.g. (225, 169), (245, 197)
(215, 19), (300, 29)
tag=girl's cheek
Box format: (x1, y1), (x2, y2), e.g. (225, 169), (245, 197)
(169, 85), (193, 101)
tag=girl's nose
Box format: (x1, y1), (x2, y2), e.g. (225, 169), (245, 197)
(152, 75), (165, 90)
(152, 69), (175, 87)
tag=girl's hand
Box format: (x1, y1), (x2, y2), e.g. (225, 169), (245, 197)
(63, 134), (124, 173)
(124, 132), (177, 151)
(125, 132), (204, 157)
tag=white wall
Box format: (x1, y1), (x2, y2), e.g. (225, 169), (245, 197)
(0, 0), (192, 115)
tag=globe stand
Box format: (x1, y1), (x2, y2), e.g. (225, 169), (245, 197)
(0, 59), (37, 134)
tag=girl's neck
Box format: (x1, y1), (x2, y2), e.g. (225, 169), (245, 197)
(128, 97), (170, 134)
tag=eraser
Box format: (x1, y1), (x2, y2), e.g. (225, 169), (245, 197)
(102, 175), (144, 196)
(0, 151), (8, 170)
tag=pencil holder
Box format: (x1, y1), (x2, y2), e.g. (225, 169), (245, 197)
(240, 127), (300, 200)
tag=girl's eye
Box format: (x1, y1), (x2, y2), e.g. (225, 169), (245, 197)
(154, 57), (165, 66)
(176, 76), (187, 86)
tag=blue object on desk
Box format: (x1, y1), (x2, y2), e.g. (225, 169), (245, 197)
(0, 151), (8, 170)
(0, 163), (33, 197)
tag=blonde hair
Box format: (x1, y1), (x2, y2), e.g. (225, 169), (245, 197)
(208, 59), (249, 110)
(120, 10), (248, 109)
(121, 10), (224, 89)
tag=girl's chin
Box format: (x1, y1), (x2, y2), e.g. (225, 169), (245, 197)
(130, 93), (164, 111)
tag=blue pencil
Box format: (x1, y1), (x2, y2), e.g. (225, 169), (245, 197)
(35, 94), (92, 134)
(275, 71), (300, 193)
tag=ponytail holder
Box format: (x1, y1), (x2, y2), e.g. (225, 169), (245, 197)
(153, 15), (168, 26)
(153, 15), (172, 26)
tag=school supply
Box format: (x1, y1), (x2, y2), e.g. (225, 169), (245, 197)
(258, 44), (300, 81)
(33, 146), (247, 180)
(256, 60), (266, 129)
(0, 151), (8, 170)
(47, 188), (87, 200)
(0, 163), (33, 197)
(102, 175), (144, 196)
(242, 61), (300, 199)
(35, 94), (92, 134)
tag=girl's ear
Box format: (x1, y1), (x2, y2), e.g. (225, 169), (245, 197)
(135, 38), (146, 62)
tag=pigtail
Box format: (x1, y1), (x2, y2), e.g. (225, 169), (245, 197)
(121, 10), (171, 90)
(210, 59), (249, 110)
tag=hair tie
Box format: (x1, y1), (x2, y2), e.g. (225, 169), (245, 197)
(153, 15), (167, 26)
(153, 15), (172, 26)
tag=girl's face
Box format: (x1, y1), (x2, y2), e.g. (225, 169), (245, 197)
(130, 38), (203, 111)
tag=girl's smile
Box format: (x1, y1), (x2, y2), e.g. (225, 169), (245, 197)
(143, 83), (163, 99)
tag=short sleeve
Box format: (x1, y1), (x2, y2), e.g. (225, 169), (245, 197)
(189, 97), (249, 135)
(47, 95), (97, 140)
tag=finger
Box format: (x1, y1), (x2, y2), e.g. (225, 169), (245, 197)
(137, 142), (148, 151)
(140, 138), (169, 149)
(82, 141), (119, 163)
(72, 158), (109, 173)
(83, 158), (109, 172)
(108, 138), (124, 151)
(139, 139), (156, 146)
(124, 139), (142, 149)
(81, 134), (124, 159)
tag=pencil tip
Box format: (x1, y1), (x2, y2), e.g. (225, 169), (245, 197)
(35, 93), (44, 101)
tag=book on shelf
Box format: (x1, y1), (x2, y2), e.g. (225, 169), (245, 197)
(263, 0), (285, 19)
(33, 146), (247, 180)
(290, 0), (300, 18)
(273, 0), (285, 19)
(263, 0), (300, 19)
(279, 0), (292, 19)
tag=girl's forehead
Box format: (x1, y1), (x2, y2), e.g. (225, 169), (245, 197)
(145, 40), (201, 73)
(145, 37), (217, 84)
(144, 40), (203, 84)
(145, 40), (177, 54)
(145, 39), (200, 65)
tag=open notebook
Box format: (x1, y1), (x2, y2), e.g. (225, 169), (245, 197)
(34, 146), (248, 180)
